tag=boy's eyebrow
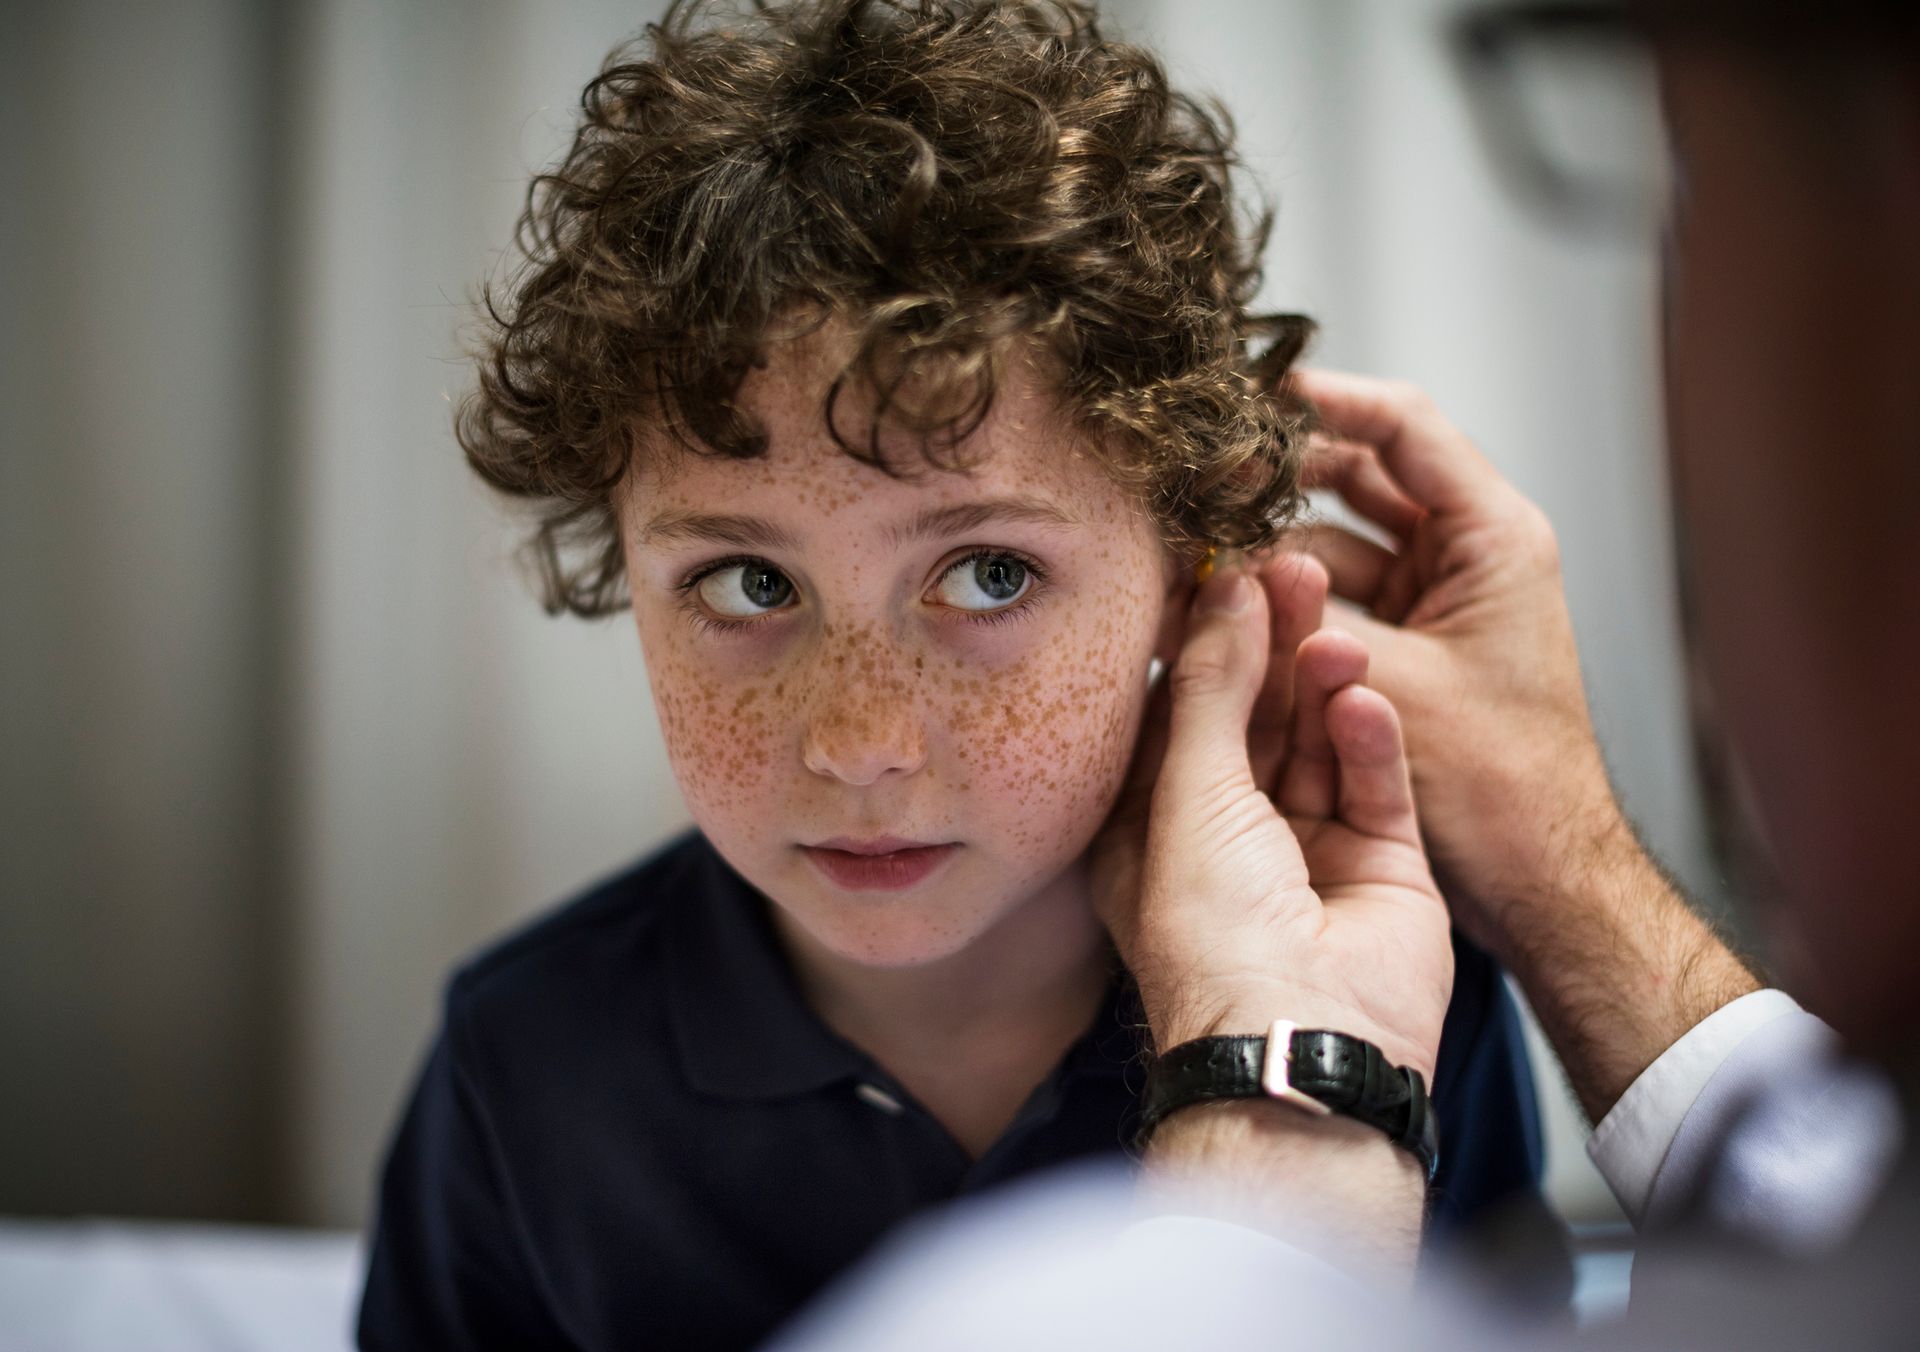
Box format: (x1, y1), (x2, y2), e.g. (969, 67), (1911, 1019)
(640, 498), (1084, 552)
(640, 511), (802, 552)
(883, 498), (1085, 547)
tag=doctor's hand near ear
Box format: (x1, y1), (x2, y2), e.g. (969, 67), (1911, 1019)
(1090, 552), (1454, 1275)
(1290, 369), (1756, 1122)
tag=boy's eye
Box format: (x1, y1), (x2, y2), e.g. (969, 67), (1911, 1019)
(696, 563), (795, 617)
(932, 553), (1031, 612)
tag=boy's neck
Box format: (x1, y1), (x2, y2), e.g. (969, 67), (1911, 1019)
(769, 863), (1114, 1069)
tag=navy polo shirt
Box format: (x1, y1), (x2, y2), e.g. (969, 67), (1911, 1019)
(359, 831), (1555, 1351)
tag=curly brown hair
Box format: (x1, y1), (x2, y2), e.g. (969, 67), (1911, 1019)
(460, 0), (1312, 616)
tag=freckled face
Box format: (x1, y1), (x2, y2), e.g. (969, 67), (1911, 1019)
(617, 336), (1173, 967)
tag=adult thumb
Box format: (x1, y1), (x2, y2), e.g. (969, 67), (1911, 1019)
(1157, 569), (1269, 808)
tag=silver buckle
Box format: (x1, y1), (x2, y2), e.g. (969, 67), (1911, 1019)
(1261, 1019), (1332, 1116)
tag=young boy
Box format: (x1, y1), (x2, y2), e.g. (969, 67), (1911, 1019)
(359, 3), (1559, 1348)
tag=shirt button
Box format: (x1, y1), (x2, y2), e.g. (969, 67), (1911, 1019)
(855, 1083), (905, 1115)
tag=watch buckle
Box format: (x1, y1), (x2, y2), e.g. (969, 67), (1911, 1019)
(1261, 1019), (1333, 1116)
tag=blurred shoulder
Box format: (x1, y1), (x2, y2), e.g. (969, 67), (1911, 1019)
(444, 828), (712, 1027)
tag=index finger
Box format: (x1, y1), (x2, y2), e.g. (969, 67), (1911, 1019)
(1291, 369), (1507, 517)
(1247, 550), (1328, 793)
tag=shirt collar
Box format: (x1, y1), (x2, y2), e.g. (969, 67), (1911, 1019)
(663, 834), (1142, 1100)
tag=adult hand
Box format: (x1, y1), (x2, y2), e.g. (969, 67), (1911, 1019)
(1290, 369), (1618, 942)
(1091, 555), (1453, 1085)
(1290, 370), (1755, 1117)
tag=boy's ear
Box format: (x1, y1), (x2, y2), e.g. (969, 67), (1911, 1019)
(1153, 565), (1197, 668)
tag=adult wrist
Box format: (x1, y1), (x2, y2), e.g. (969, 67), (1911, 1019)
(1140, 1021), (1441, 1180)
(1144, 990), (1406, 1069)
(1150, 1096), (1422, 1172)
(1143, 1097), (1428, 1278)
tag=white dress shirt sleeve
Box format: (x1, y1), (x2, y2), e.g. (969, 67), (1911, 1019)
(1588, 988), (1903, 1254)
(1587, 989), (1809, 1225)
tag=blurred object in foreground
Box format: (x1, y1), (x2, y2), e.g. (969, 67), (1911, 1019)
(0, 1220), (360, 1352)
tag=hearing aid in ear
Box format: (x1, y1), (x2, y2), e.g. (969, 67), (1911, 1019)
(1192, 545), (1244, 584)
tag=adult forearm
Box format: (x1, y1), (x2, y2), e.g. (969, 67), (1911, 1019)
(1141, 1100), (1427, 1280)
(1485, 807), (1760, 1121)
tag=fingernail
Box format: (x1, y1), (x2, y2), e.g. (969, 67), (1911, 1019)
(1194, 569), (1251, 614)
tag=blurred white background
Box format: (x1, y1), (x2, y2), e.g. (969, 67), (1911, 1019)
(1, 0), (1706, 1241)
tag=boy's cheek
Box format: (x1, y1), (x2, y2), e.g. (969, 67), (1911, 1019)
(635, 618), (784, 816)
(939, 626), (1147, 854)
(652, 679), (780, 816)
(958, 706), (1136, 862)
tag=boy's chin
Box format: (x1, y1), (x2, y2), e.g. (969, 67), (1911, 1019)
(790, 897), (1002, 970)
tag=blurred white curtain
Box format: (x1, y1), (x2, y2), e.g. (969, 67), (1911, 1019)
(5, 0), (1696, 1229)
(1, 0), (286, 1222)
(280, 0), (691, 1226)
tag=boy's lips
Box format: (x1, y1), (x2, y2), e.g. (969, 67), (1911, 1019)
(800, 838), (958, 891)
(808, 835), (943, 855)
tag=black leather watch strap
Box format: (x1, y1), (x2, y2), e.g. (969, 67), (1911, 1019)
(1139, 1024), (1439, 1181)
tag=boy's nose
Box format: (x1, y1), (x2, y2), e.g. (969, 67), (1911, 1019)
(800, 677), (929, 787)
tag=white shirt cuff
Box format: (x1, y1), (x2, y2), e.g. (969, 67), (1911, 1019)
(1587, 989), (1805, 1224)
